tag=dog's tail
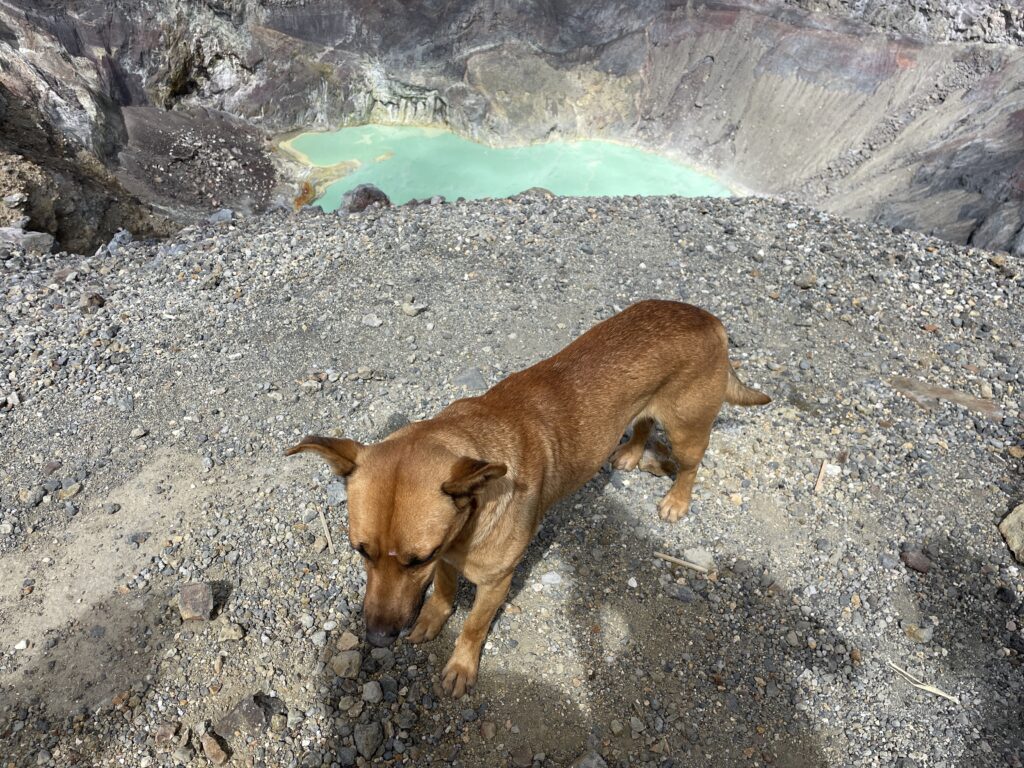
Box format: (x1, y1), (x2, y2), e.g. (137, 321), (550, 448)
(725, 366), (771, 406)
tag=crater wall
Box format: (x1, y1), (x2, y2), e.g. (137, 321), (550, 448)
(1, 0), (1022, 253)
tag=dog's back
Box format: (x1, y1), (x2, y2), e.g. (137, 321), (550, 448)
(437, 300), (767, 509)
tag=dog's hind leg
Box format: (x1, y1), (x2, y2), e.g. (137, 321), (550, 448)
(608, 416), (653, 471)
(657, 414), (715, 522)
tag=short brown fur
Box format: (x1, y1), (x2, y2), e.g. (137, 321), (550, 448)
(286, 300), (769, 696)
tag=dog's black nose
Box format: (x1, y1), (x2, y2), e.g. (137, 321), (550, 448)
(366, 627), (398, 648)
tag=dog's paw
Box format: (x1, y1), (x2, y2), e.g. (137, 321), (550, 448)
(441, 656), (478, 698)
(407, 603), (452, 644)
(609, 443), (643, 471)
(658, 493), (690, 522)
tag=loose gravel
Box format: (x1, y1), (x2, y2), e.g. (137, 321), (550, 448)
(0, 194), (1021, 767)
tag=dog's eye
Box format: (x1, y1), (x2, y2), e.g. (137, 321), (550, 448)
(406, 545), (441, 568)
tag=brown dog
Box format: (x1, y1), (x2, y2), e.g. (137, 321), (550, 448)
(286, 300), (769, 697)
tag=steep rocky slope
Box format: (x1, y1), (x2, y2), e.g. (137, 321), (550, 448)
(0, 195), (1021, 766)
(1, 0), (1023, 253)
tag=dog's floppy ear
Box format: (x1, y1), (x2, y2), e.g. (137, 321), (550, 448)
(442, 457), (507, 509)
(285, 435), (363, 477)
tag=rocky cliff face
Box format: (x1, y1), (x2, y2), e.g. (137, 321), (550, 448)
(1, 0), (1022, 253)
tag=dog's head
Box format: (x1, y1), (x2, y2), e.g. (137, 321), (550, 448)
(286, 434), (506, 646)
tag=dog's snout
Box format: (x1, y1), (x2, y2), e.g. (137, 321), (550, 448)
(366, 626), (399, 648)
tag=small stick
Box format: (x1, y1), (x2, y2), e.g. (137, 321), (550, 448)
(654, 551), (709, 574)
(318, 504), (336, 555)
(888, 660), (960, 705)
(813, 459), (828, 494)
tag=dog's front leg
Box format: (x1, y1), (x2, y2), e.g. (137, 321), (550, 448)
(441, 572), (513, 697)
(407, 561), (458, 643)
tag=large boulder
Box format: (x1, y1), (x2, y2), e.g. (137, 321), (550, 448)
(0, 226), (53, 253)
(341, 184), (390, 213)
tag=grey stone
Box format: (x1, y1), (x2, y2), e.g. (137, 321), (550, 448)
(454, 367), (486, 391)
(214, 695), (267, 741)
(794, 272), (817, 289)
(571, 751), (608, 768)
(207, 209), (234, 224)
(903, 623), (934, 644)
(330, 650), (362, 678)
(217, 620), (245, 642)
(682, 547), (715, 570)
(326, 480), (347, 505)
(900, 550), (932, 574)
(106, 229), (133, 254)
(666, 583), (696, 603)
(362, 680), (383, 703)
(78, 292), (105, 313)
(353, 722), (383, 758)
(0, 227), (53, 254)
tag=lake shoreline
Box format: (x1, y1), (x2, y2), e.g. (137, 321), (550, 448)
(278, 124), (734, 211)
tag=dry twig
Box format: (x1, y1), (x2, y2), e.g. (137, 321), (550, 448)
(654, 551), (709, 574)
(813, 459), (828, 494)
(318, 504), (336, 555)
(888, 660), (960, 705)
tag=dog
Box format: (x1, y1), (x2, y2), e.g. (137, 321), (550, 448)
(286, 299), (769, 697)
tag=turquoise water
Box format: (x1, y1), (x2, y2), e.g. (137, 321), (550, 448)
(284, 125), (730, 210)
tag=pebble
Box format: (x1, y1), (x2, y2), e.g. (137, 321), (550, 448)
(999, 503), (1024, 564)
(200, 733), (229, 765)
(216, 620), (245, 642)
(178, 583), (214, 621)
(682, 547), (715, 570)
(453, 367), (487, 391)
(326, 480), (348, 505)
(794, 272), (817, 288)
(361, 313), (383, 327)
(362, 680), (383, 703)
(353, 722), (383, 758)
(571, 751), (609, 768)
(330, 650), (362, 678)
(666, 583), (696, 602)
(903, 623), (934, 644)
(401, 300), (428, 317)
(336, 631), (360, 651)
(541, 571), (562, 585)
(510, 745), (534, 767)
(900, 550), (932, 574)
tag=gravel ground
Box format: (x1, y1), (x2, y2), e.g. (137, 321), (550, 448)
(0, 194), (1021, 767)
